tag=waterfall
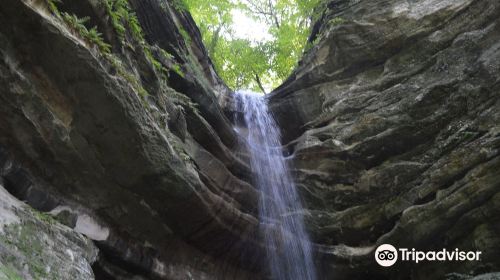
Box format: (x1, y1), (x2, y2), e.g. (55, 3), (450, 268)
(235, 91), (317, 280)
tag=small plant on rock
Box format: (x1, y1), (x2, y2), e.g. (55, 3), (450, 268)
(62, 13), (112, 54)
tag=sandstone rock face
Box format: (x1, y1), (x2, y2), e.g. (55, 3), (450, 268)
(0, 0), (499, 279)
(268, 0), (500, 278)
(0, 183), (98, 279)
(0, 0), (261, 278)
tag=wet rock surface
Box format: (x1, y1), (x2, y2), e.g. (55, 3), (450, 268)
(0, 0), (260, 278)
(0, 0), (499, 279)
(0, 183), (98, 280)
(268, 0), (500, 278)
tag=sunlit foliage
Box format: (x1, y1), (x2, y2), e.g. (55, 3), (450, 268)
(184, 0), (321, 93)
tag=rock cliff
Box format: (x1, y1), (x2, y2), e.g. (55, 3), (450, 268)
(0, 0), (261, 278)
(0, 0), (499, 279)
(269, 0), (500, 278)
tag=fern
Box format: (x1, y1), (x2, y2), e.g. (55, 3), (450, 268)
(104, 0), (143, 42)
(104, 0), (127, 38)
(45, 0), (62, 16)
(63, 13), (90, 30)
(62, 13), (111, 54)
(86, 27), (102, 42)
(172, 64), (184, 77)
(88, 27), (112, 53)
(128, 12), (144, 41)
(106, 54), (149, 99)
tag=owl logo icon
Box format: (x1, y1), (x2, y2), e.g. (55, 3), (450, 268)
(375, 244), (398, 267)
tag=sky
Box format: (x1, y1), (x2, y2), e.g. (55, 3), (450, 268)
(227, 9), (274, 94)
(230, 9), (273, 43)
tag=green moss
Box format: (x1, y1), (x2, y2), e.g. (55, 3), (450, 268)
(303, 17), (344, 53)
(172, 0), (188, 12)
(144, 47), (168, 76)
(160, 49), (174, 60)
(303, 41), (313, 53)
(29, 208), (57, 225)
(310, 0), (331, 23)
(0, 264), (22, 280)
(1, 223), (49, 279)
(106, 54), (149, 99)
(172, 64), (185, 77)
(173, 144), (191, 162)
(460, 131), (478, 141)
(179, 27), (191, 46)
(328, 17), (345, 27)
(157, 49), (185, 77)
(168, 134), (191, 163)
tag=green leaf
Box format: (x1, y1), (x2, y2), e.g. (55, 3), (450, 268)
(184, 0), (321, 91)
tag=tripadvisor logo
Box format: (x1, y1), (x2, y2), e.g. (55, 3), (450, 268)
(374, 244), (482, 267)
(375, 244), (398, 267)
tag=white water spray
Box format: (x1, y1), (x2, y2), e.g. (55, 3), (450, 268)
(235, 91), (316, 280)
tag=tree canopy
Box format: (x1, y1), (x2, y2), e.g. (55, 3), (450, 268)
(183, 0), (320, 94)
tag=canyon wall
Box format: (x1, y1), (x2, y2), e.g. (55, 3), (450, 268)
(0, 0), (263, 278)
(0, 0), (499, 279)
(269, 0), (500, 278)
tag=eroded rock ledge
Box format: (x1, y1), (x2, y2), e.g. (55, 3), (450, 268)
(0, 0), (499, 279)
(269, 0), (500, 278)
(0, 0), (262, 278)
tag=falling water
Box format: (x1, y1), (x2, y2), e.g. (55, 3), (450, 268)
(235, 91), (316, 280)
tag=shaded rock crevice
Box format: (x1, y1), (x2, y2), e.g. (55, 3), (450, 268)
(0, 0), (500, 279)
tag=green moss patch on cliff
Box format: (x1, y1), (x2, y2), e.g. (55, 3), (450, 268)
(0, 191), (97, 280)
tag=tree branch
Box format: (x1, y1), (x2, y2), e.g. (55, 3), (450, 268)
(253, 72), (267, 94)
